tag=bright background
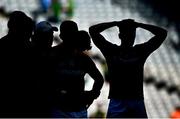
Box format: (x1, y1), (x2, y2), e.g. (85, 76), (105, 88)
(1, 0), (180, 118)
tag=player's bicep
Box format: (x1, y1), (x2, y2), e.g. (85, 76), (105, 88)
(138, 36), (163, 56)
(86, 58), (103, 81)
(90, 32), (114, 50)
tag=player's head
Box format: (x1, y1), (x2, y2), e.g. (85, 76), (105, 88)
(32, 21), (58, 49)
(8, 11), (34, 39)
(118, 19), (136, 48)
(76, 30), (92, 51)
(59, 20), (78, 43)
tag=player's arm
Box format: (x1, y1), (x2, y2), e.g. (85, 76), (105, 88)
(86, 57), (104, 99)
(137, 22), (167, 55)
(89, 21), (117, 50)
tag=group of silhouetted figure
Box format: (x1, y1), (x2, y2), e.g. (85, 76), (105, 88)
(0, 11), (167, 118)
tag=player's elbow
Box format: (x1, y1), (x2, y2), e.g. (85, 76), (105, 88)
(94, 75), (104, 87)
(159, 28), (168, 39)
(89, 26), (95, 37)
(98, 76), (104, 87)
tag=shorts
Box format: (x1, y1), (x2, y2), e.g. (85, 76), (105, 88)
(107, 98), (148, 118)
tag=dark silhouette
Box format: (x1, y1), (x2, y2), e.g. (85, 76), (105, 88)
(51, 20), (104, 118)
(89, 19), (167, 118)
(0, 11), (35, 117)
(75, 30), (92, 51)
(31, 21), (58, 117)
(32, 21), (58, 49)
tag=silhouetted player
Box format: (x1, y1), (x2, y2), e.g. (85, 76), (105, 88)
(51, 21), (104, 118)
(31, 21), (58, 117)
(0, 11), (35, 117)
(89, 19), (167, 118)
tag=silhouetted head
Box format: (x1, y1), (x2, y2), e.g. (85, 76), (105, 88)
(118, 19), (136, 48)
(76, 30), (92, 51)
(32, 21), (58, 49)
(7, 11), (34, 40)
(59, 20), (78, 44)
